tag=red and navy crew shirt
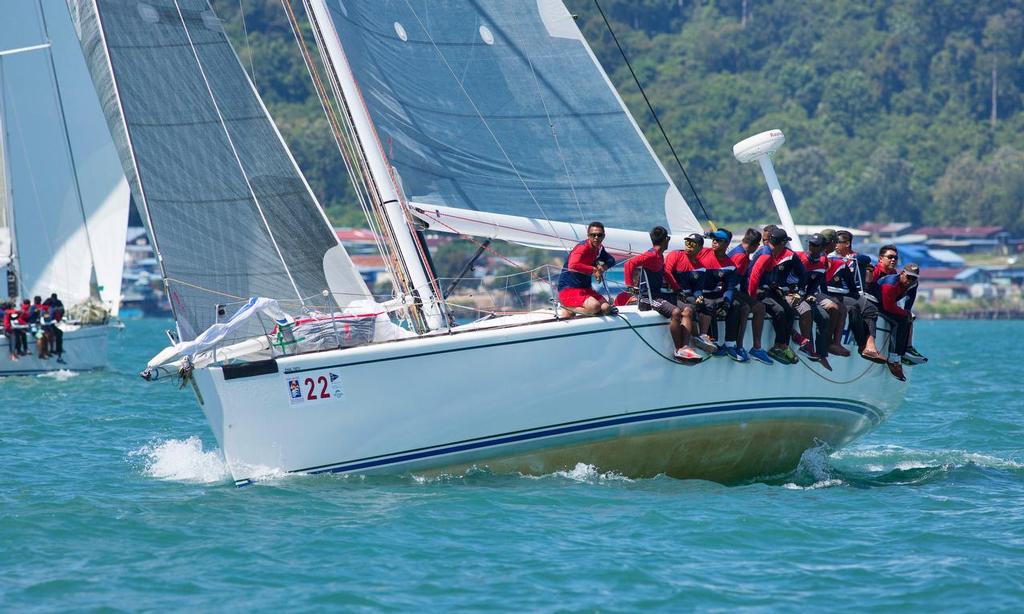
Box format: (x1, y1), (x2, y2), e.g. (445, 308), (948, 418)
(623, 249), (680, 300)
(557, 240), (615, 291)
(665, 250), (706, 298)
(699, 248), (737, 302)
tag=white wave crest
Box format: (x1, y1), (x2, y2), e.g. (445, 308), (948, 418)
(548, 462), (634, 483)
(132, 436), (230, 483)
(833, 444), (1024, 472)
(36, 369), (77, 381)
(782, 478), (844, 490)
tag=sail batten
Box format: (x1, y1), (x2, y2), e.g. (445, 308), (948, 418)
(71, 0), (371, 340)
(315, 0), (703, 236)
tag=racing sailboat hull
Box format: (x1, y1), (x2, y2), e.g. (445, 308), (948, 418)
(191, 309), (905, 486)
(0, 323), (112, 375)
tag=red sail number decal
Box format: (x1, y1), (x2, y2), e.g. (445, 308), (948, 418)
(303, 375), (332, 401)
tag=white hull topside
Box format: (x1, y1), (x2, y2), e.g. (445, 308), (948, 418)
(0, 323), (112, 375)
(192, 307), (907, 486)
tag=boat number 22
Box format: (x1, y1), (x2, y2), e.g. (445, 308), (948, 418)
(287, 371), (343, 405)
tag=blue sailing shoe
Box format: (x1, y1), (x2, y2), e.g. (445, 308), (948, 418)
(749, 347), (772, 365)
(728, 346), (749, 362)
(713, 344), (728, 357)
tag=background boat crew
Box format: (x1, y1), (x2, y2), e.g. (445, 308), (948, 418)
(556, 222), (615, 318)
(17, 299), (31, 356)
(43, 293), (65, 363)
(747, 227), (803, 364)
(698, 229), (741, 357)
(621, 226), (700, 361)
(826, 229), (883, 363)
(727, 227), (770, 364)
(665, 233), (717, 353)
(794, 233), (842, 369)
(31, 296), (51, 360)
(3, 301), (19, 361)
(875, 263), (921, 381)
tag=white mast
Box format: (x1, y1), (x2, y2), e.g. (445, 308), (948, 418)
(733, 129), (804, 252)
(306, 0), (446, 331)
(0, 59), (15, 291)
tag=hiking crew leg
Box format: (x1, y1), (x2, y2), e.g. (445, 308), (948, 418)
(761, 293), (795, 345)
(724, 301), (741, 343)
(891, 313), (911, 357)
(860, 297), (879, 340)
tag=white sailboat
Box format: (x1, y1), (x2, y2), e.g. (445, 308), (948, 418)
(0, 1), (130, 376)
(71, 0), (906, 485)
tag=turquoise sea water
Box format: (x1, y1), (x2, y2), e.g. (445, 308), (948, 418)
(2, 320), (1023, 611)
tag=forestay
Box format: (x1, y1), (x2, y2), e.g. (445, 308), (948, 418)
(70, 0), (370, 340)
(316, 0), (703, 242)
(0, 2), (129, 313)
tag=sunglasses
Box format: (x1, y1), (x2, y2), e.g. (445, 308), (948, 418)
(588, 232), (605, 239)
(881, 254), (897, 260)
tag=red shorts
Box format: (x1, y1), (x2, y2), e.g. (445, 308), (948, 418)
(559, 287), (606, 308)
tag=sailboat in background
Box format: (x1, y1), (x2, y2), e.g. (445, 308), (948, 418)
(71, 0), (906, 485)
(0, 1), (130, 375)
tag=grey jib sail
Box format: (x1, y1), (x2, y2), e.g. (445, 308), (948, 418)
(319, 0), (702, 234)
(70, 0), (369, 340)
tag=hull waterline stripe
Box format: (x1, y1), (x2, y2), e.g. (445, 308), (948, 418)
(233, 398), (882, 486)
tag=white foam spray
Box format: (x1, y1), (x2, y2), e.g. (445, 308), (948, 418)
(36, 369), (78, 381)
(132, 436), (230, 483)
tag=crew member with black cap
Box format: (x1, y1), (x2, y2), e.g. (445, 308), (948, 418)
(794, 233), (842, 369)
(874, 263), (921, 381)
(698, 228), (741, 356)
(665, 233), (717, 353)
(727, 227), (770, 363)
(747, 227), (804, 364)
(826, 229), (882, 362)
(557, 221), (615, 318)
(622, 226), (701, 361)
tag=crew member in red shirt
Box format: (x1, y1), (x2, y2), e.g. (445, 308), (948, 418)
(621, 226), (700, 361)
(698, 229), (741, 356)
(794, 233), (842, 368)
(727, 227), (770, 364)
(874, 263), (920, 381)
(556, 221), (615, 318)
(868, 245), (926, 365)
(747, 228), (804, 364)
(665, 233), (717, 353)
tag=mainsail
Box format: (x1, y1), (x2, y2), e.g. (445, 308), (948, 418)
(70, 0), (371, 340)
(0, 1), (129, 313)
(311, 0), (703, 241)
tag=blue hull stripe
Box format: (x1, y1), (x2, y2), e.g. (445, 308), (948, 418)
(235, 398), (882, 486)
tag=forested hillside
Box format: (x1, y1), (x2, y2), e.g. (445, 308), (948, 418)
(212, 0), (1024, 234)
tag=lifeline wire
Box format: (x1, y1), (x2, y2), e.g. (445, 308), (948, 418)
(592, 0), (716, 229)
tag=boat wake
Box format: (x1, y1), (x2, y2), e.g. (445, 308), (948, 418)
(131, 436), (230, 484)
(773, 443), (1024, 490)
(36, 369), (78, 381)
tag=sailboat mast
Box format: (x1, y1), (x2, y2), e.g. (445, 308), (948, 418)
(0, 57), (20, 299)
(305, 0), (447, 332)
(36, 0), (101, 299)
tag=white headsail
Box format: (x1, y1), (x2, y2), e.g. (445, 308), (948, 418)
(0, 2), (130, 313)
(68, 0), (371, 340)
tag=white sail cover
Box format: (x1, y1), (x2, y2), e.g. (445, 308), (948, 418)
(69, 0), (371, 340)
(0, 2), (129, 313)
(316, 0), (703, 236)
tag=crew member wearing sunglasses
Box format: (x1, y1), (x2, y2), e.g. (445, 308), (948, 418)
(556, 221), (616, 318)
(620, 226), (702, 361)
